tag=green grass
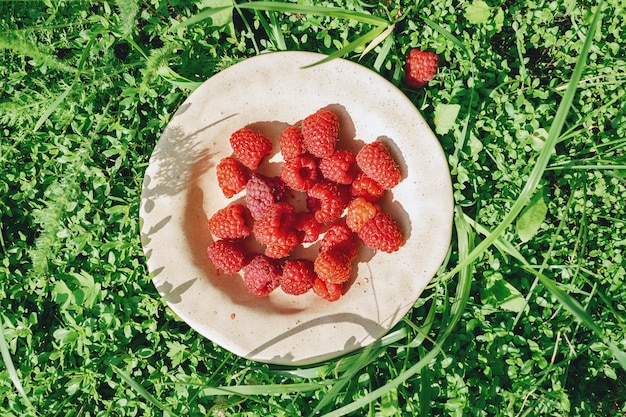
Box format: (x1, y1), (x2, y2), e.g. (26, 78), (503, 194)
(1, 0), (625, 416)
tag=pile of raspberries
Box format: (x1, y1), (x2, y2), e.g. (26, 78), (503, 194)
(206, 107), (404, 302)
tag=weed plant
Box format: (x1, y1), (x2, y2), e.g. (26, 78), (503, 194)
(1, 0), (625, 416)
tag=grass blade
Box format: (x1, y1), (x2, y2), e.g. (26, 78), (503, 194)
(0, 318), (35, 411)
(112, 365), (181, 417)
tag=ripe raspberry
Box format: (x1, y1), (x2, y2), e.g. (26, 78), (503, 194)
(314, 249), (352, 284)
(246, 173), (286, 220)
(207, 203), (251, 239)
(229, 128), (273, 170)
(216, 156), (249, 198)
(279, 125), (307, 160)
(306, 181), (350, 224)
(252, 202), (299, 259)
(350, 172), (385, 202)
(312, 278), (342, 302)
(319, 223), (358, 259)
(318, 149), (358, 185)
(281, 259), (316, 295)
(207, 239), (247, 274)
(358, 211), (403, 253)
(301, 109), (340, 158)
(279, 154), (320, 191)
(404, 49), (439, 88)
(355, 140), (401, 189)
(242, 254), (281, 297)
(295, 211), (321, 243)
(345, 197), (380, 233)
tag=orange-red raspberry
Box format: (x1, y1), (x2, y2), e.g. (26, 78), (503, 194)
(281, 259), (316, 295)
(279, 154), (320, 191)
(404, 49), (439, 88)
(301, 109), (340, 158)
(319, 223), (358, 259)
(279, 125), (307, 160)
(207, 239), (247, 274)
(350, 172), (385, 202)
(306, 180), (350, 224)
(312, 278), (343, 302)
(216, 156), (250, 198)
(318, 149), (358, 185)
(358, 211), (403, 253)
(314, 249), (352, 284)
(355, 140), (401, 190)
(242, 254), (281, 296)
(207, 203), (251, 239)
(345, 197), (380, 233)
(252, 202), (300, 259)
(295, 212), (321, 243)
(229, 128), (273, 170)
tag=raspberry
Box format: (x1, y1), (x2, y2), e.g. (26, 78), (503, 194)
(306, 181), (350, 224)
(281, 259), (316, 295)
(320, 223), (358, 259)
(345, 197), (380, 233)
(314, 249), (352, 284)
(279, 154), (320, 192)
(252, 202), (299, 259)
(355, 140), (401, 190)
(242, 254), (281, 297)
(279, 125), (307, 160)
(207, 239), (247, 274)
(229, 128), (273, 170)
(216, 157), (250, 198)
(246, 173), (286, 220)
(350, 172), (385, 202)
(301, 109), (340, 158)
(312, 278), (342, 302)
(295, 211), (321, 243)
(358, 211), (403, 253)
(318, 149), (358, 185)
(404, 49), (439, 88)
(207, 203), (251, 239)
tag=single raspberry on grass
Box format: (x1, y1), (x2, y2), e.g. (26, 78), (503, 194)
(318, 149), (358, 185)
(312, 278), (343, 302)
(216, 156), (249, 198)
(242, 254), (282, 297)
(281, 259), (316, 295)
(229, 127), (273, 170)
(207, 239), (247, 274)
(295, 212), (321, 243)
(358, 211), (403, 253)
(350, 172), (385, 202)
(207, 203), (251, 239)
(319, 223), (358, 259)
(279, 125), (307, 160)
(355, 140), (401, 190)
(279, 154), (320, 191)
(306, 180), (350, 224)
(246, 173), (286, 220)
(404, 49), (439, 88)
(345, 197), (380, 233)
(301, 109), (340, 158)
(252, 202), (300, 259)
(314, 249), (353, 284)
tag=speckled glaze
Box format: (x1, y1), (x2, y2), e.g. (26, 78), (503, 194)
(140, 51), (453, 365)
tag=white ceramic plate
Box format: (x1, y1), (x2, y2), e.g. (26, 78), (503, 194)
(140, 51), (453, 366)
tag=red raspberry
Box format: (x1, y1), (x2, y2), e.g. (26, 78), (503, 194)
(279, 125), (307, 160)
(319, 223), (358, 259)
(350, 172), (385, 202)
(229, 128), (273, 169)
(404, 49), (439, 88)
(279, 154), (320, 191)
(216, 156), (250, 198)
(242, 254), (281, 297)
(207, 239), (247, 274)
(345, 197), (380, 233)
(295, 212), (321, 243)
(281, 259), (316, 295)
(312, 278), (342, 302)
(207, 203), (251, 239)
(246, 173), (286, 220)
(355, 140), (401, 190)
(301, 109), (340, 158)
(314, 249), (352, 284)
(252, 202), (299, 259)
(318, 149), (358, 185)
(358, 211), (403, 253)
(306, 181), (350, 224)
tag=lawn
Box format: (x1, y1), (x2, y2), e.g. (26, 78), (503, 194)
(1, 0), (625, 416)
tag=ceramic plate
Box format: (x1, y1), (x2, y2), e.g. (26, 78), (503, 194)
(140, 51), (453, 366)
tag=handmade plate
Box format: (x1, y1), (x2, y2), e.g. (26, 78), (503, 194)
(140, 51), (453, 366)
